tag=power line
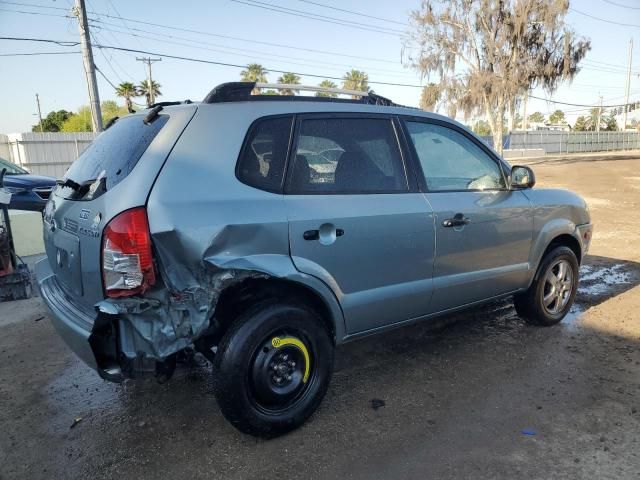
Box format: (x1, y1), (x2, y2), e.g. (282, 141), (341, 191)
(0, 51), (80, 56)
(86, 16), (402, 65)
(602, 0), (640, 10)
(295, 0), (407, 26)
(569, 7), (640, 27)
(104, 0), (145, 49)
(228, 0), (404, 36)
(91, 43), (420, 87)
(88, 20), (414, 78)
(90, 30), (123, 83)
(585, 59), (639, 70)
(1, 0), (404, 64)
(0, 0), (68, 10)
(528, 94), (636, 108)
(3, 36), (637, 110)
(0, 36), (79, 46)
(0, 6), (69, 17)
(94, 63), (118, 90)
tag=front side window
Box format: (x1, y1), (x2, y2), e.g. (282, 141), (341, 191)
(237, 116), (293, 192)
(289, 117), (408, 194)
(405, 121), (505, 191)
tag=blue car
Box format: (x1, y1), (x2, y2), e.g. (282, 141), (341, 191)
(0, 158), (56, 212)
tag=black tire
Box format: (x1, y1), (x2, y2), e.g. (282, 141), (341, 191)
(213, 300), (334, 437)
(514, 246), (579, 326)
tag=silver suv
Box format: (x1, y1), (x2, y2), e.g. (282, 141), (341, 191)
(36, 82), (592, 437)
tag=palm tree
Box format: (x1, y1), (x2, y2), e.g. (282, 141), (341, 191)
(115, 82), (137, 113)
(240, 64), (268, 94)
(277, 72), (301, 95)
(342, 69), (369, 98)
(138, 80), (162, 107)
(315, 80), (338, 98)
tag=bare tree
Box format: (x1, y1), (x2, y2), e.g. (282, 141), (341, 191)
(405, 0), (590, 153)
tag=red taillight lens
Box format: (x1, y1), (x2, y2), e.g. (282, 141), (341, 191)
(101, 207), (156, 298)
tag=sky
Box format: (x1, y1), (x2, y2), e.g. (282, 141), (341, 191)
(0, 0), (639, 133)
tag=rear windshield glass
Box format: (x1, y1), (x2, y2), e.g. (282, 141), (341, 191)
(59, 114), (168, 198)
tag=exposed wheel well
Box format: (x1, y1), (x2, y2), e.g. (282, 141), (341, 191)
(199, 277), (336, 351)
(543, 234), (582, 264)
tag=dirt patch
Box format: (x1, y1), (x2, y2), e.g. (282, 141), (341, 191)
(1, 157), (640, 480)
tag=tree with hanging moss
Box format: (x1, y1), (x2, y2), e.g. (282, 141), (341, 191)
(419, 83), (441, 111)
(405, 0), (590, 153)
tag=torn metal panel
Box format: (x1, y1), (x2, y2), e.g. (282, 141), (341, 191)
(96, 216), (297, 362)
(95, 267), (267, 361)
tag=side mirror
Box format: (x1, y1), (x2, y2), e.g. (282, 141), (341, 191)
(510, 165), (535, 189)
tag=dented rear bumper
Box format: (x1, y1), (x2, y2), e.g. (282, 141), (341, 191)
(35, 258), (99, 370)
(36, 258), (154, 382)
(36, 256), (261, 382)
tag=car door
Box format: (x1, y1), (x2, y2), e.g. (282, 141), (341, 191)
(285, 114), (435, 334)
(401, 118), (534, 313)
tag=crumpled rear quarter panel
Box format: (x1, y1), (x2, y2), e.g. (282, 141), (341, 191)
(139, 105), (295, 358)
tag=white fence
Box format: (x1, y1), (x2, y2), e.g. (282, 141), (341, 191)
(509, 130), (640, 154)
(1, 132), (98, 178)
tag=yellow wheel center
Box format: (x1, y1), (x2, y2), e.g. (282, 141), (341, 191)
(271, 336), (311, 383)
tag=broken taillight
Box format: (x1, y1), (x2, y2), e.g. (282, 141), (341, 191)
(101, 207), (156, 298)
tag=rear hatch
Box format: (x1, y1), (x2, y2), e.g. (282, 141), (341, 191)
(43, 105), (197, 311)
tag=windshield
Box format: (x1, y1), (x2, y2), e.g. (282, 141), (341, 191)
(60, 114), (168, 199)
(0, 158), (28, 175)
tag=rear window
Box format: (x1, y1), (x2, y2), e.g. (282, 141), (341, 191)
(59, 115), (168, 199)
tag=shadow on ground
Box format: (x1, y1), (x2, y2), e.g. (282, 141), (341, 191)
(1, 255), (639, 480)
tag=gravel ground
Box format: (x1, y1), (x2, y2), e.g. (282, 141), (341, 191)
(1, 156), (639, 480)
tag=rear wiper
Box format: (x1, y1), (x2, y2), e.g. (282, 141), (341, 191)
(57, 178), (95, 198)
(57, 178), (82, 191)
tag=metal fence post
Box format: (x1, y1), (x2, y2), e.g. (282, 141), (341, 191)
(14, 140), (23, 167)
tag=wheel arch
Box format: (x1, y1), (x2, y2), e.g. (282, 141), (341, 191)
(199, 276), (344, 352)
(527, 219), (583, 288)
(542, 233), (581, 264)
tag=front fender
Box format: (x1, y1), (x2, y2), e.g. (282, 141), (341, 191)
(529, 218), (578, 268)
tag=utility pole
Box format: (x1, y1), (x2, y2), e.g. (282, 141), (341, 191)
(74, 0), (102, 132)
(35, 94), (43, 133)
(136, 57), (161, 106)
(596, 95), (603, 132)
(623, 38), (633, 132)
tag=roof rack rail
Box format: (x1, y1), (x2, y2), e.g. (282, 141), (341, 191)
(255, 83), (368, 98)
(202, 82), (405, 107)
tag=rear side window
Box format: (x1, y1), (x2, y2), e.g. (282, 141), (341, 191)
(289, 117), (408, 194)
(62, 115), (168, 197)
(237, 116), (293, 192)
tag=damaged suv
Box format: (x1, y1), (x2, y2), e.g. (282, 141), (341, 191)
(36, 82), (592, 437)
